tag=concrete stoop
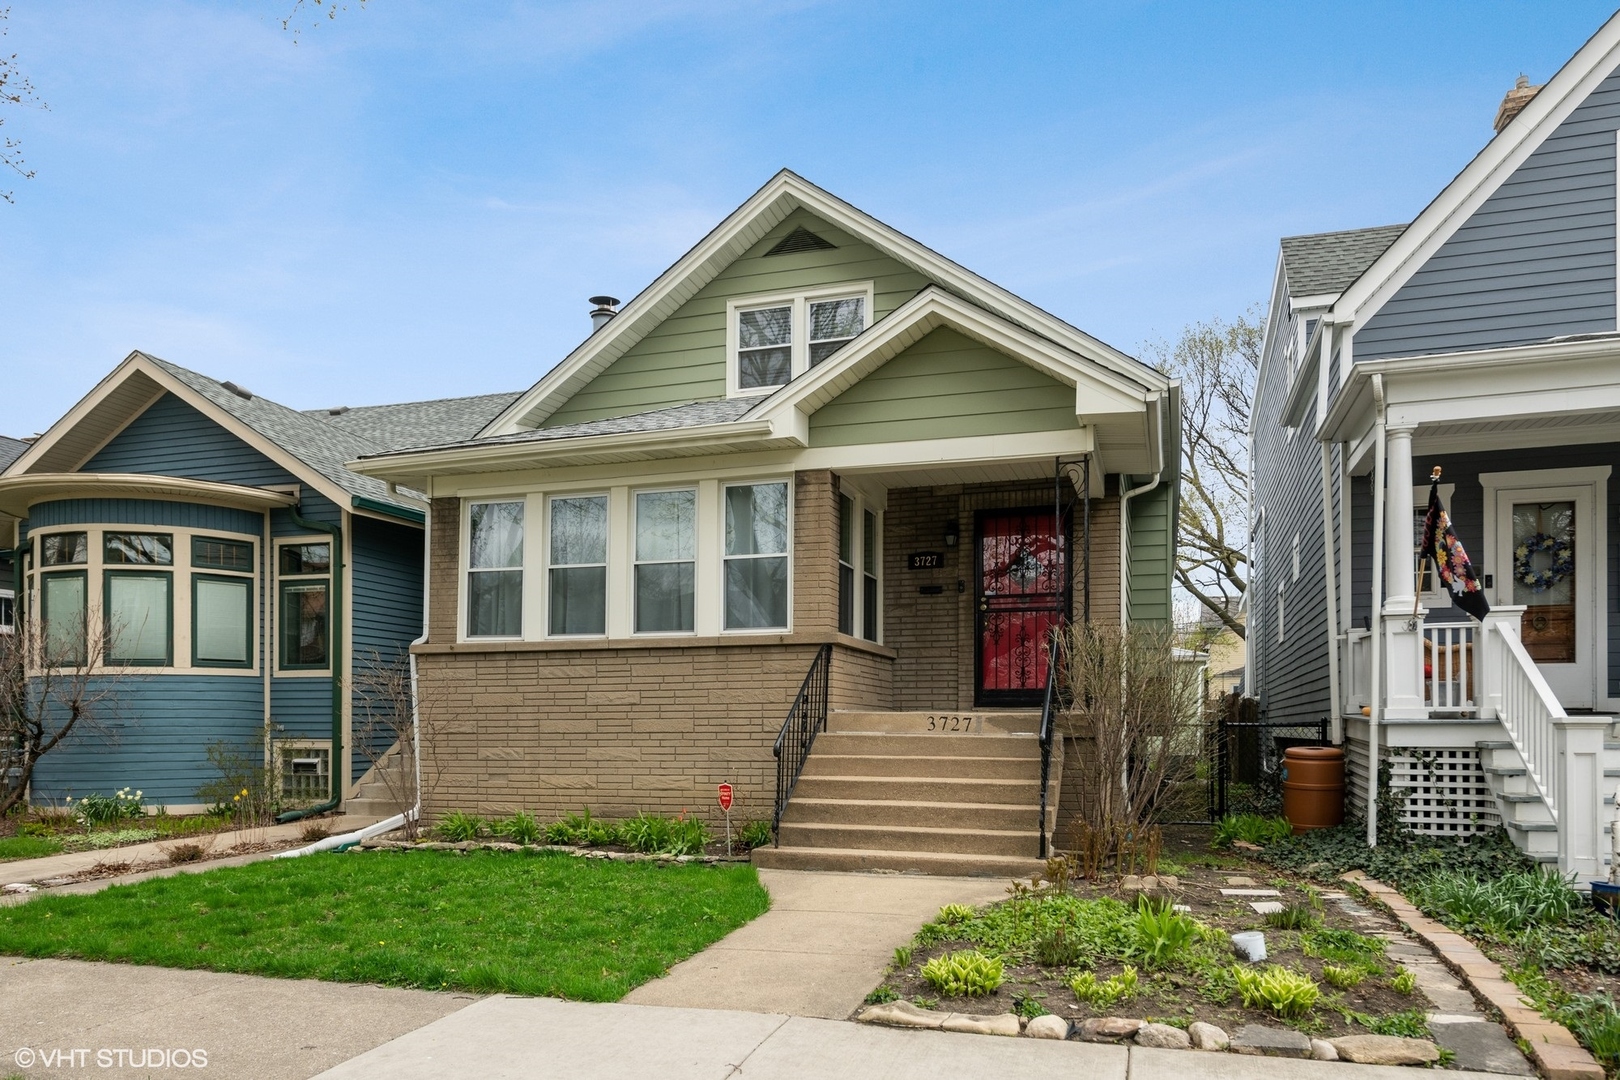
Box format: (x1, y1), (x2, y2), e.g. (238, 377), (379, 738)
(754, 710), (1056, 878)
(345, 741), (410, 819)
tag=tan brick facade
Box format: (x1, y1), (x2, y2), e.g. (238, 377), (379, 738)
(415, 473), (1119, 827)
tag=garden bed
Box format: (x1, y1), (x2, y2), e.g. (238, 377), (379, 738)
(864, 828), (1444, 1045)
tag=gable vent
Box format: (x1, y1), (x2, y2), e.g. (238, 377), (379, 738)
(765, 226), (836, 257)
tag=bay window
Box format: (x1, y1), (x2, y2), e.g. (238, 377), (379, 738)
(467, 501), (523, 638)
(634, 489), (695, 633)
(724, 482), (789, 630)
(548, 495), (606, 635)
(105, 570), (172, 666)
(194, 576), (251, 667)
(41, 570), (87, 666)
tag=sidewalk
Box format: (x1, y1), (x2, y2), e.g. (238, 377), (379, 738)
(313, 994), (1515, 1080)
(623, 868), (1007, 1018)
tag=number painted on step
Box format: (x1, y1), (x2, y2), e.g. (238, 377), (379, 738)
(925, 715), (977, 732)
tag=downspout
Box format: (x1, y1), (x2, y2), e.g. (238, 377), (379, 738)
(276, 501), (344, 824)
(277, 499), (428, 855)
(1320, 441), (1341, 745)
(1367, 374), (1388, 848)
(261, 510), (272, 776)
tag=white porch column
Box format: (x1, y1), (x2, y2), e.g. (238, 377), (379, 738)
(1383, 424), (1417, 613)
(1383, 607), (1427, 719)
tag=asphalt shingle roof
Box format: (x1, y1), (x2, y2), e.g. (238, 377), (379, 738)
(360, 398), (760, 459)
(1279, 224), (1407, 298)
(0, 436), (28, 473)
(305, 392), (522, 452)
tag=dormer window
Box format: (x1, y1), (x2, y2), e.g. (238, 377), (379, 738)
(727, 283), (873, 396)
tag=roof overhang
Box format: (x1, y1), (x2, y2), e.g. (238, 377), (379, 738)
(0, 473), (298, 520)
(479, 169), (1159, 436)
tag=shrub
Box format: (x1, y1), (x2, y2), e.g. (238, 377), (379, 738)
(920, 950), (1005, 997)
(1412, 868), (1580, 936)
(1390, 969), (1417, 995)
(1233, 965), (1320, 1018)
(1071, 965), (1139, 1007)
(1131, 904), (1200, 968)
(738, 819), (773, 850)
(69, 789), (145, 828)
(619, 813), (709, 856)
(495, 811), (541, 846)
(1265, 903), (1319, 931)
(1321, 963), (1364, 989)
(163, 842), (207, 864)
(1212, 814), (1293, 849)
(434, 812), (486, 842)
(1034, 924), (1085, 968)
(299, 823), (331, 843)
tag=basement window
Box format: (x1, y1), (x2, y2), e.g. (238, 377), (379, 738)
(278, 743), (330, 804)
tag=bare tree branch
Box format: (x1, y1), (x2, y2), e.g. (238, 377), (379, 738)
(1141, 307), (1262, 637)
(0, 7), (47, 204)
(281, 0), (367, 45)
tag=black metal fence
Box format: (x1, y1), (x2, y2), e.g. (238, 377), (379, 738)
(1208, 693), (1330, 821)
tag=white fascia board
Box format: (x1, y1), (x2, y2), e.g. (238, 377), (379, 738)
(749, 287), (1149, 432)
(1248, 257), (1293, 431)
(0, 473), (298, 520)
(481, 171), (1161, 437)
(9, 352), (356, 512)
(1335, 12), (1620, 326)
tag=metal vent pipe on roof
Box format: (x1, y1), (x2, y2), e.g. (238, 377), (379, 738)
(589, 296), (620, 331)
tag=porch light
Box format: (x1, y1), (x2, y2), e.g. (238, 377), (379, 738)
(944, 520), (959, 547)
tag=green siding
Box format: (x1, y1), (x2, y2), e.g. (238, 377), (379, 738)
(1126, 481), (1175, 624)
(543, 209), (932, 426)
(808, 327), (1077, 447)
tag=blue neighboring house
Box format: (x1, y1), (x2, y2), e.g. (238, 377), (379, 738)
(0, 351), (517, 814)
(0, 435), (29, 634)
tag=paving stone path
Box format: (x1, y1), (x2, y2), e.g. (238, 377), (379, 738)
(1320, 891), (1534, 1075)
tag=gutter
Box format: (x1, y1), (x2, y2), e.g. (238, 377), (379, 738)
(351, 495), (425, 526)
(277, 494), (430, 856)
(275, 501), (345, 824)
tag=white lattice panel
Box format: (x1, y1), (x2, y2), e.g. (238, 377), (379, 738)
(1388, 749), (1500, 836)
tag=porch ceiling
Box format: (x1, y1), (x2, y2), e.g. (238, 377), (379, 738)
(1413, 408), (1620, 455)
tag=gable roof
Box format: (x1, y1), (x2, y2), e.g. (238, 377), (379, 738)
(1279, 224), (1406, 299)
(0, 436), (28, 473)
(6, 352), (518, 521)
(304, 392), (523, 452)
(1334, 11), (1620, 325)
(480, 170), (1165, 436)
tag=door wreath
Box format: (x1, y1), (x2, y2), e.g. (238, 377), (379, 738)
(1513, 533), (1573, 592)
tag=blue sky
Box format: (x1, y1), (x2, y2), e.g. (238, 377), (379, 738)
(3, 1), (1617, 436)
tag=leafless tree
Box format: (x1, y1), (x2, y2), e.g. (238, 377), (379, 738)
(350, 649), (456, 841)
(281, 0), (367, 45)
(1061, 620), (1201, 834)
(0, 7), (46, 204)
(0, 611), (124, 816)
(1141, 309), (1262, 637)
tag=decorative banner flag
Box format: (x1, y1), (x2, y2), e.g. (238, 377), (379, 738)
(1419, 480), (1491, 621)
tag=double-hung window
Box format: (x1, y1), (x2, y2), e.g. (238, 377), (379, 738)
(0, 590), (12, 635)
(548, 495), (606, 635)
(467, 502), (524, 638)
(730, 286), (869, 395)
(634, 489), (695, 633)
(39, 531), (88, 665)
(862, 509), (879, 641)
(837, 495), (856, 636)
(280, 541), (331, 668)
(724, 482), (789, 630)
(193, 536), (254, 668)
(103, 532), (173, 666)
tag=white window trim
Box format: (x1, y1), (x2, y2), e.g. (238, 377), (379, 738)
(836, 483), (884, 644)
(720, 478), (794, 634)
(543, 491), (609, 639)
(461, 499), (526, 642)
(0, 588), (12, 635)
(725, 281), (875, 399)
(631, 485), (697, 637)
(24, 524), (261, 676)
(273, 534), (334, 676)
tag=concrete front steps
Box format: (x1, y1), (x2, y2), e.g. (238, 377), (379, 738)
(752, 710), (1056, 878)
(1477, 725), (1620, 870)
(345, 742), (410, 819)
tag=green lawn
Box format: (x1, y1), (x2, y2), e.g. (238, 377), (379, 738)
(0, 835), (63, 861)
(0, 849), (770, 999)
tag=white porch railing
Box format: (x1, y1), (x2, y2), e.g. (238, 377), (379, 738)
(1343, 629), (1370, 714)
(1422, 623), (1475, 711)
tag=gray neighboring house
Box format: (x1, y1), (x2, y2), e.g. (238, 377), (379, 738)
(1250, 11), (1620, 877)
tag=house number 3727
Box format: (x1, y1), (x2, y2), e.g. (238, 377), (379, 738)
(926, 715), (977, 732)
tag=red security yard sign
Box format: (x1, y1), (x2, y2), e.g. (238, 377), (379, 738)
(717, 783), (734, 811)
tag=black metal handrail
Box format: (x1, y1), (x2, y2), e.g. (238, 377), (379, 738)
(772, 643), (833, 846)
(1036, 624), (1066, 858)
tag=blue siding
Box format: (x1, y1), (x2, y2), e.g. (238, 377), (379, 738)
(26, 498), (261, 535)
(30, 675), (263, 805)
(1357, 64), (1620, 359)
(349, 516), (423, 782)
(271, 677), (333, 742)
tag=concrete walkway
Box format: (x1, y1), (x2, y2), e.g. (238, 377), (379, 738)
(313, 994), (1516, 1080)
(622, 868), (1008, 1018)
(0, 956), (476, 1079)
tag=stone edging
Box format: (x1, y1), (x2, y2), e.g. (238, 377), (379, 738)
(354, 839), (750, 865)
(1343, 871), (1603, 1080)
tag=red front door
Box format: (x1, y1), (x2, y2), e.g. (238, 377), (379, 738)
(976, 508), (1067, 706)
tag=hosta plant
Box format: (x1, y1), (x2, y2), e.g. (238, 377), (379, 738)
(1070, 965), (1139, 1008)
(1131, 904), (1200, 967)
(920, 950), (1005, 997)
(937, 903), (977, 926)
(1233, 965), (1320, 1018)
(1321, 963), (1365, 989)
